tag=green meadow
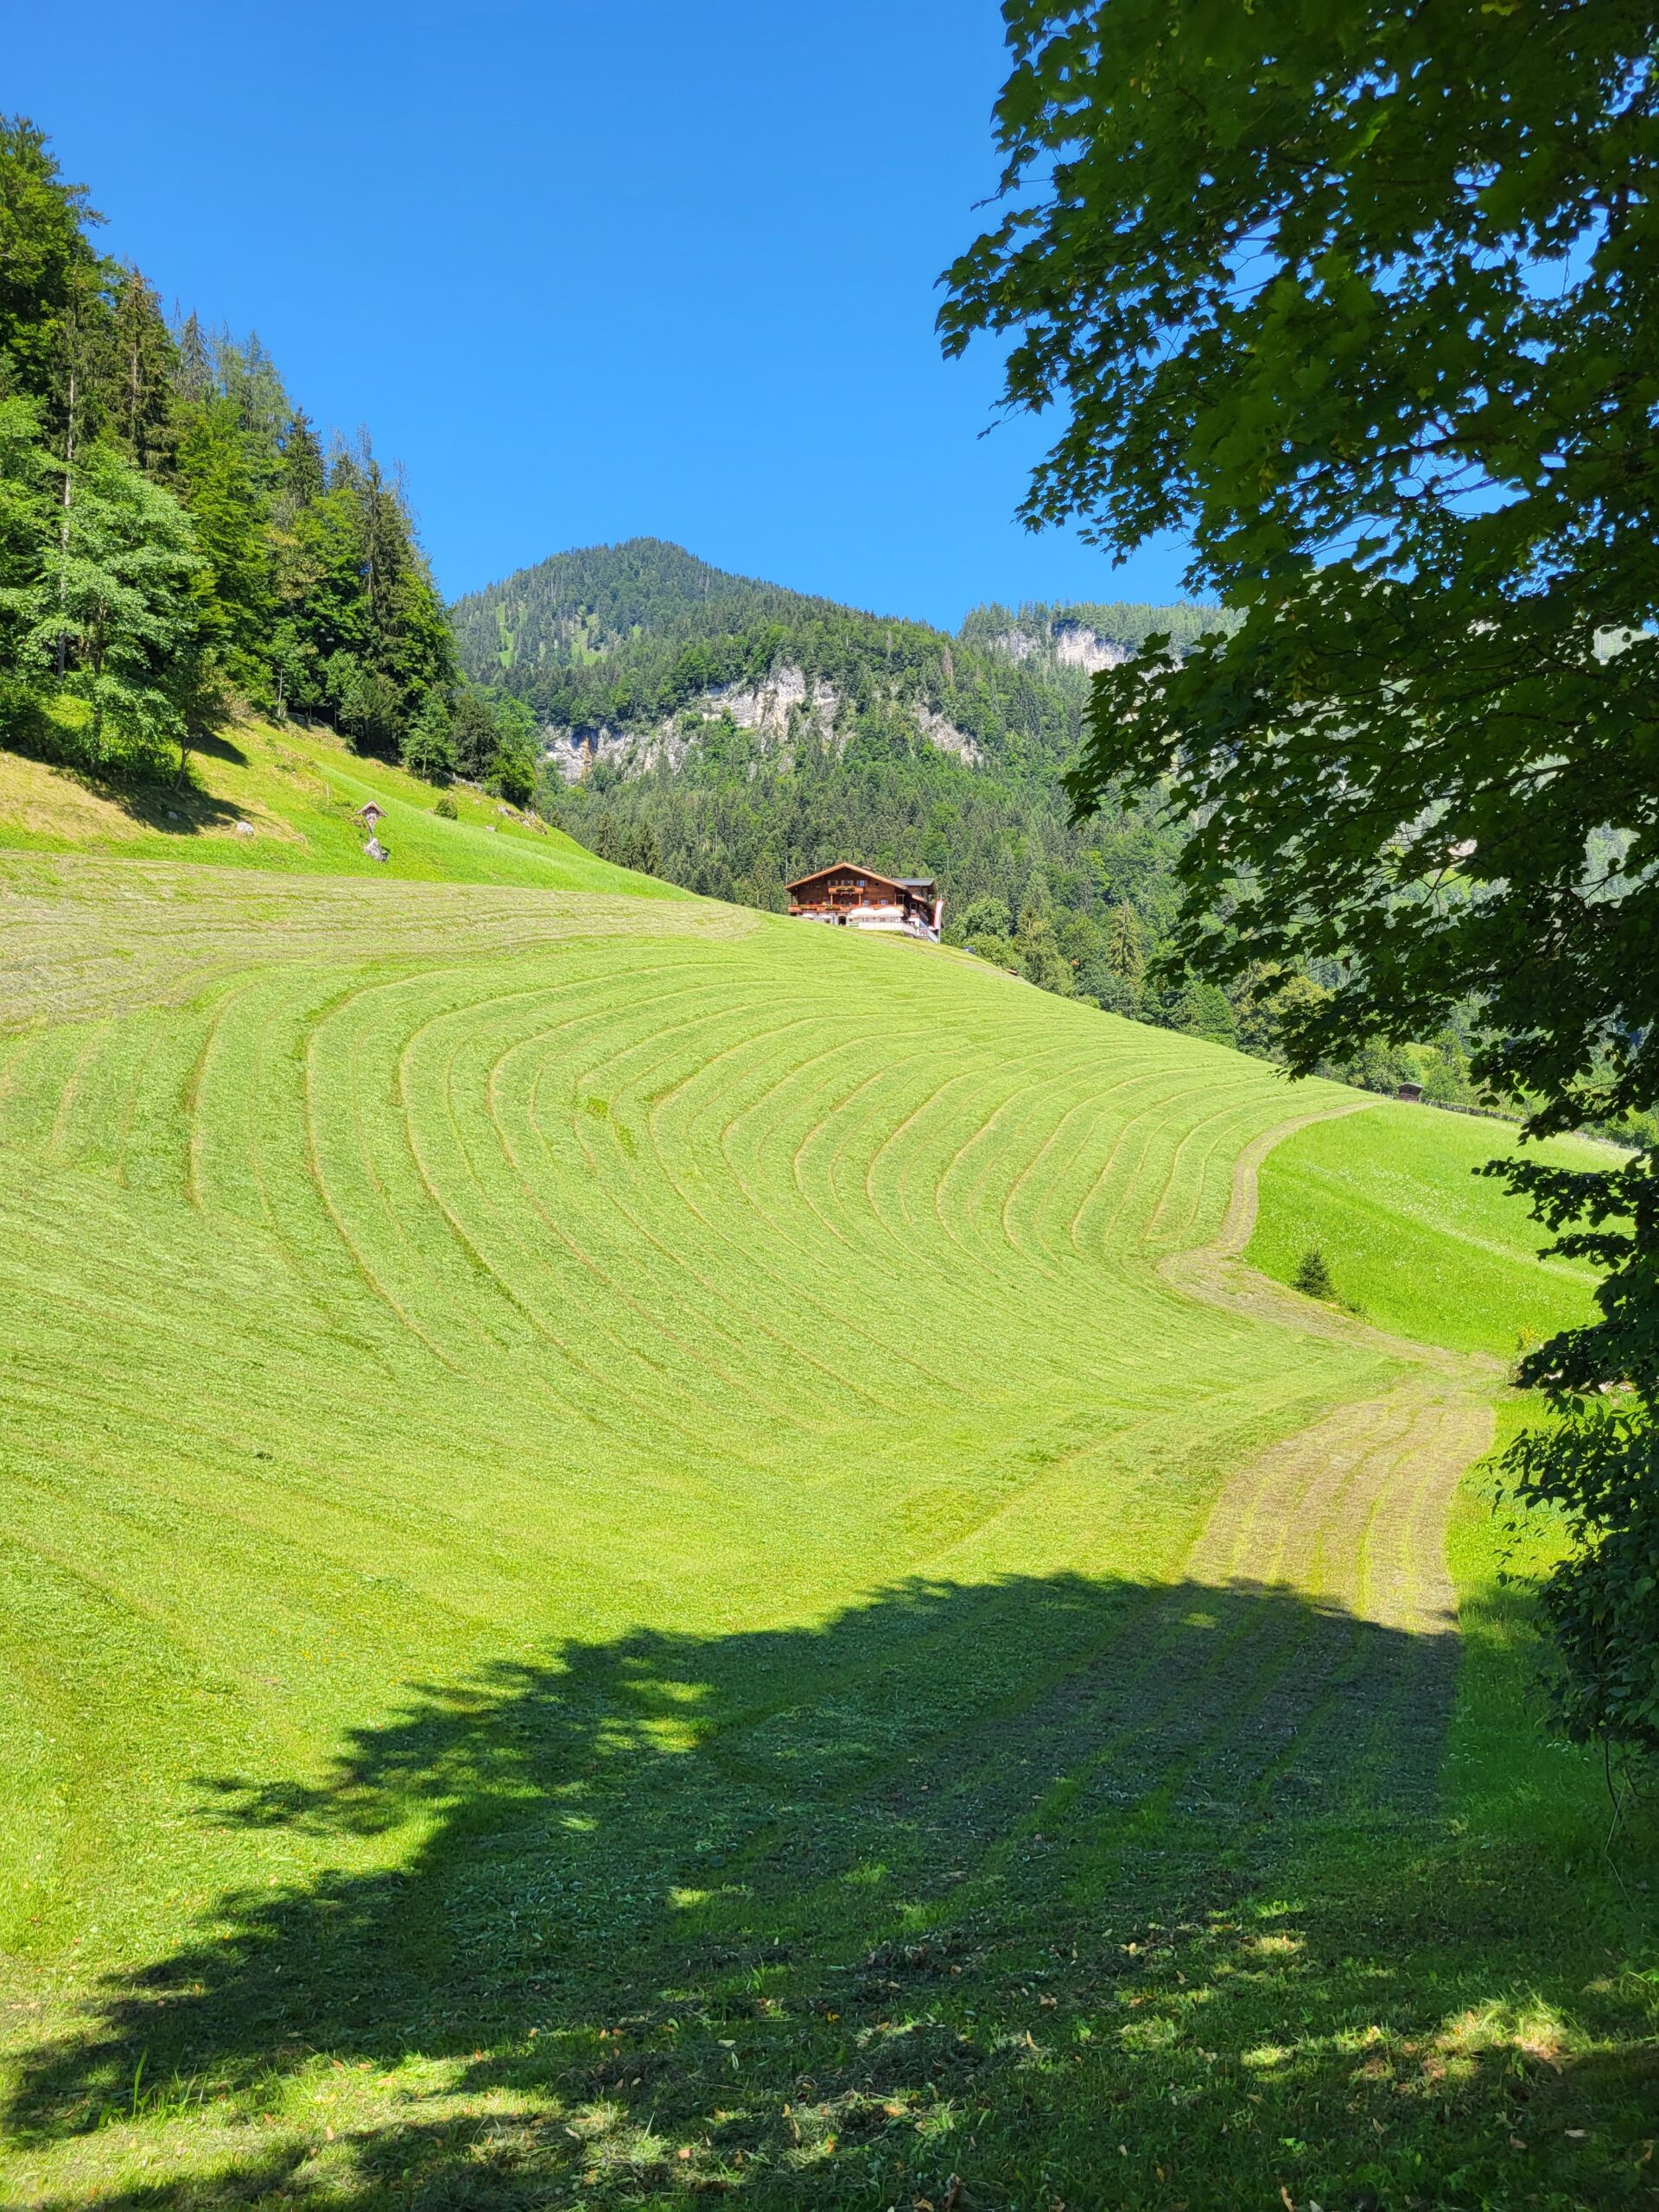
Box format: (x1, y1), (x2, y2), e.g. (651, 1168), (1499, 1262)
(1248, 1105), (1612, 1357)
(0, 791), (1653, 2209)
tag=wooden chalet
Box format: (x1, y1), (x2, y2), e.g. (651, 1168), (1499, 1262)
(785, 862), (943, 941)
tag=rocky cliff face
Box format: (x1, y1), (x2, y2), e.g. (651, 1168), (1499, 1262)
(988, 616), (1128, 676)
(1052, 622), (1128, 673)
(545, 664), (982, 783)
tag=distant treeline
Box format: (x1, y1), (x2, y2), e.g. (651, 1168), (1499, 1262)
(957, 598), (1240, 662)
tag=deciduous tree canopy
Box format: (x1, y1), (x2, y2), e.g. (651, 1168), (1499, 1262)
(944, 0), (1659, 1753)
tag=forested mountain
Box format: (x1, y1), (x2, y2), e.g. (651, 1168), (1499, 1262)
(452, 537), (1225, 774)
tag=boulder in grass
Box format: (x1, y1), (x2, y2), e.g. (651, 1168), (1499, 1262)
(234, 820), (255, 838)
(364, 836), (389, 862)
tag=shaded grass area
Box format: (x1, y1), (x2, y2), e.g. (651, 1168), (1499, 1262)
(4, 1560), (1655, 2212)
(1247, 1105), (1610, 1357)
(0, 718), (675, 895)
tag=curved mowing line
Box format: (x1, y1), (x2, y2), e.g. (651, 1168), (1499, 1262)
(660, 1007), (970, 1400)
(937, 1043), (1129, 1281)
(543, 1056), (899, 1425)
(992, 1070), (1165, 1298)
(931, 1052), (1174, 1330)
(997, 1069), (1155, 1270)
(652, 1035), (972, 1402)
(923, 1047), (1084, 1280)
(379, 972), (753, 1444)
(416, 992), (736, 1421)
(42, 1020), (113, 1164)
(1145, 1084), (1309, 1251)
(229, 967), (340, 1238)
(1078, 1073), (1246, 1263)
(480, 1015), (842, 1433)
(297, 976), (476, 1380)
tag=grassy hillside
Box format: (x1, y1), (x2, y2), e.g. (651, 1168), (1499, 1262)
(0, 718), (672, 896)
(1248, 1103), (1611, 1357)
(0, 845), (1652, 2209)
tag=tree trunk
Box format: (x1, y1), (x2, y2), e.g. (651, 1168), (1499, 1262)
(55, 367), (76, 679)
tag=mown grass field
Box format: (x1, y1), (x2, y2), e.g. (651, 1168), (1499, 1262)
(0, 778), (1653, 2211)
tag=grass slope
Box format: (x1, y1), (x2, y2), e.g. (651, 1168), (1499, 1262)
(0, 843), (1652, 2210)
(0, 718), (674, 895)
(1248, 1102), (1611, 1357)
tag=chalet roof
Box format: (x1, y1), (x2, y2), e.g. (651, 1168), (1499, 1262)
(785, 861), (936, 898)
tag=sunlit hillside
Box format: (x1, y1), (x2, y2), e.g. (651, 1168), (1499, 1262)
(0, 718), (669, 895)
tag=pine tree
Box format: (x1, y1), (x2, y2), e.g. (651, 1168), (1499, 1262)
(106, 267), (175, 478)
(1103, 900), (1145, 986)
(175, 394), (272, 696)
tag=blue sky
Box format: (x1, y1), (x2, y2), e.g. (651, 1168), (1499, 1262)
(3, 0), (1192, 628)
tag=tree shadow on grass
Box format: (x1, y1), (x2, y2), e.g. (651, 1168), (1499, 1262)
(3, 698), (251, 836)
(99, 726), (249, 837)
(8, 1572), (1656, 2210)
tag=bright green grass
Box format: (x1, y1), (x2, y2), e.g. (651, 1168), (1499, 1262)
(1248, 1101), (1611, 1356)
(0, 855), (1652, 2210)
(0, 717), (678, 895)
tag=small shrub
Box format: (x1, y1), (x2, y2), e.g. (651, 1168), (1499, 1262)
(433, 793), (458, 819)
(1293, 1245), (1335, 1300)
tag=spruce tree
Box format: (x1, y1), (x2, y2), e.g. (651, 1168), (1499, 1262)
(175, 393), (273, 696)
(106, 268), (175, 479)
(171, 312), (213, 406)
(1103, 900), (1145, 988)
(276, 410), (324, 514)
